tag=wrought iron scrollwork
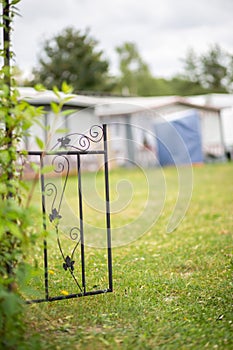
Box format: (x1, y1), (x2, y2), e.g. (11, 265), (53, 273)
(51, 124), (104, 152)
(45, 154), (82, 292)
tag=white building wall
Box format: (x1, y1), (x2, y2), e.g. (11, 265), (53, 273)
(67, 107), (99, 135)
(200, 111), (224, 157)
(221, 107), (233, 147)
(100, 112), (158, 167)
(100, 115), (130, 167)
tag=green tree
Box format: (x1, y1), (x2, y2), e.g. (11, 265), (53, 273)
(182, 44), (233, 92)
(115, 42), (154, 95)
(32, 27), (113, 93)
(114, 42), (205, 97)
(166, 76), (211, 96)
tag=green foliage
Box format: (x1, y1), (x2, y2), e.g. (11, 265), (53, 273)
(32, 27), (113, 93)
(182, 44), (233, 92)
(0, 61), (74, 350)
(165, 76), (212, 96)
(26, 27), (233, 96)
(114, 41), (219, 96)
(0, 285), (25, 349)
(0, 76), (43, 349)
(0, 1), (46, 348)
(115, 41), (153, 95)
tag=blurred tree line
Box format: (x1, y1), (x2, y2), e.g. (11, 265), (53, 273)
(21, 27), (233, 96)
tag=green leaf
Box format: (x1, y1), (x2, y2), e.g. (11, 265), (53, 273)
(0, 225), (4, 240)
(61, 81), (73, 94)
(11, 0), (21, 5)
(61, 109), (77, 116)
(55, 128), (69, 134)
(2, 84), (10, 96)
(30, 162), (40, 173)
(34, 84), (46, 92)
(50, 101), (60, 114)
(7, 222), (22, 240)
(41, 165), (54, 174)
(35, 136), (44, 150)
(52, 86), (61, 99)
(62, 96), (75, 103)
(1, 290), (22, 317)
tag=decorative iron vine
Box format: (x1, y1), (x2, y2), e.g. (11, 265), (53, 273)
(44, 125), (104, 293)
(45, 155), (82, 292)
(50, 124), (104, 151)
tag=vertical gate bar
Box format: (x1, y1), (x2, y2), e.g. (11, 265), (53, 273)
(40, 154), (49, 300)
(103, 124), (113, 292)
(77, 154), (86, 294)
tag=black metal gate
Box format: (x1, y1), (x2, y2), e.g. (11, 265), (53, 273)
(27, 124), (112, 303)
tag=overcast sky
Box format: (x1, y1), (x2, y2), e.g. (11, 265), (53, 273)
(12, 0), (233, 79)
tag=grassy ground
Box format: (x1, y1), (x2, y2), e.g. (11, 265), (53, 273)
(23, 163), (233, 349)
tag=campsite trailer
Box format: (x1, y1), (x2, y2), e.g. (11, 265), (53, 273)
(19, 88), (233, 167)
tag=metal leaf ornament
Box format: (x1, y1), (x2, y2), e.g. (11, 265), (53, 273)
(58, 136), (71, 148)
(49, 208), (62, 223)
(63, 255), (75, 271)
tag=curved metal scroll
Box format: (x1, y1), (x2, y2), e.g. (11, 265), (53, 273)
(50, 124), (104, 152)
(45, 155), (82, 292)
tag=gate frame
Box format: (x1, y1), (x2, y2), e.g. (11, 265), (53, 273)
(26, 124), (113, 303)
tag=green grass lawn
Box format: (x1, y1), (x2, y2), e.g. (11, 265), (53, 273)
(23, 163), (233, 349)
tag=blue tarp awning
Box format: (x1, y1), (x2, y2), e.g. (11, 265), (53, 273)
(154, 110), (203, 166)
